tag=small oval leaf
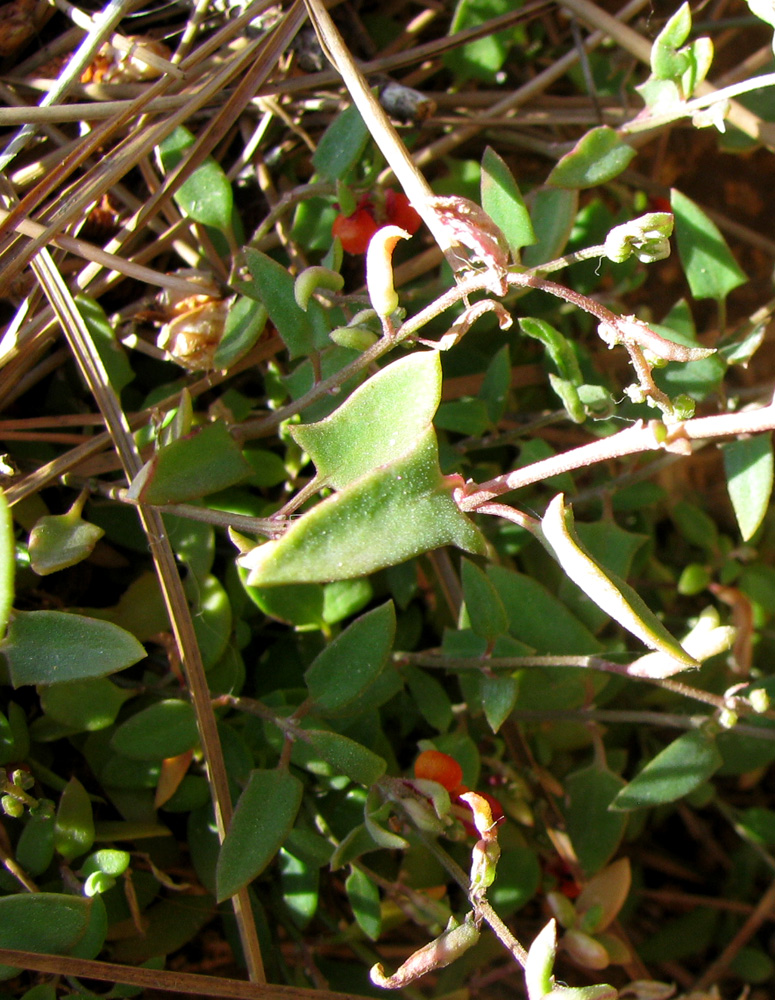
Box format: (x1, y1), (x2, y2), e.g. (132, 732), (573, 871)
(611, 728), (722, 810)
(216, 769), (303, 901)
(548, 127), (636, 189)
(723, 434), (773, 541)
(111, 699), (199, 760)
(3, 610), (146, 687)
(305, 601), (396, 714)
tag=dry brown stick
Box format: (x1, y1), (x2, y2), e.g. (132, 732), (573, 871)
(27, 250), (265, 982)
(0, 948), (363, 1000)
(693, 876), (775, 991)
(406, 0), (651, 173)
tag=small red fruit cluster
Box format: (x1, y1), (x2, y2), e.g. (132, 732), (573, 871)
(413, 749), (505, 834)
(332, 189), (422, 254)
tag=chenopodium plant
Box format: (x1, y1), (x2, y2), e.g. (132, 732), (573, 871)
(238, 188), (739, 685)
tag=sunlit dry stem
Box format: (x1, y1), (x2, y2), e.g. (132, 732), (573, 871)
(459, 395), (775, 508)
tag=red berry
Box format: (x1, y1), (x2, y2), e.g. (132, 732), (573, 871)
(385, 189), (422, 235)
(648, 195), (672, 214)
(332, 207), (379, 254)
(413, 749), (464, 791)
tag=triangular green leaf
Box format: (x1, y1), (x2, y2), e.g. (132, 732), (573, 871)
(292, 352), (442, 489)
(242, 427), (487, 585)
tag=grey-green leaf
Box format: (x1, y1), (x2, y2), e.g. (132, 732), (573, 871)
(3, 611), (146, 687)
(216, 769), (303, 901)
(611, 728), (722, 810)
(305, 601), (396, 714)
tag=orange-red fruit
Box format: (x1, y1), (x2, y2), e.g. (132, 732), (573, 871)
(385, 190), (422, 235)
(332, 207), (380, 254)
(413, 749), (464, 791)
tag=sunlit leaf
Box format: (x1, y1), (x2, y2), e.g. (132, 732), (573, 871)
(522, 187), (578, 268)
(292, 351), (442, 489)
(724, 434), (773, 541)
(156, 126), (234, 231)
(671, 189), (747, 302)
(481, 146), (536, 254)
(125, 421), (251, 505)
(541, 494), (696, 666)
(548, 128), (636, 189)
(242, 427), (487, 585)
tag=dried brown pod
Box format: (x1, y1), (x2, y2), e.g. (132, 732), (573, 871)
(80, 36), (171, 84)
(379, 82), (437, 125)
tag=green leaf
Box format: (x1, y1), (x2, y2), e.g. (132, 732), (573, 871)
(404, 665), (454, 732)
(671, 189), (747, 302)
(216, 769), (303, 901)
(28, 499), (104, 576)
(724, 434), (773, 541)
(156, 126), (234, 231)
(547, 127), (636, 189)
(243, 575), (326, 629)
(125, 421), (251, 505)
(242, 427), (487, 585)
(292, 351), (442, 490)
(213, 296), (267, 370)
(460, 558), (508, 642)
(40, 678), (132, 732)
(0, 893), (93, 979)
(298, 730), (387, 786)
(3, 610), (146, 687)
(242, 248), (329, 358)
(650, 2), (692, 79)
(565, 765), (627, 876)
(479, 343), (511, 424)
(280, 848), (319, 928)
(75, 297), (134, 394)
(519, 317), (583, 384)
(55, 777), (95, 861)
(445, 0), (518, 81)
(190, 574), (231, 670)
(346, 866), (381, 940)
(522, 187), (578, 268)
(0, 489), (13, 641)
(611, 728), (722, 810)
(487, 566), (602, 654)
(17, 803), (56, 875)
(111, 700), (199, 760)
(481, 146), (536, 254)
(305, 601), (396, 714)
(480, 672), (519, 733)
(541, 494), (696, 666)
(312, 104), (371, 181)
